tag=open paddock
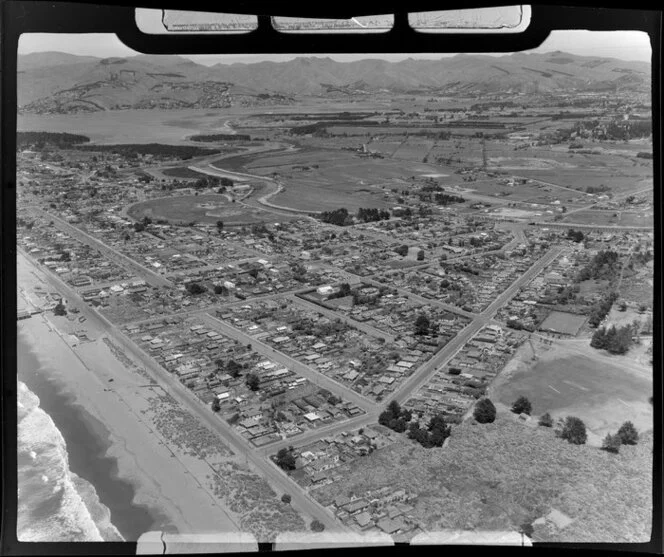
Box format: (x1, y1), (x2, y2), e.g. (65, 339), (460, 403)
(161, 166), (212, 179)
(126, 194), (291, 225)
(561, 210), (654, 228)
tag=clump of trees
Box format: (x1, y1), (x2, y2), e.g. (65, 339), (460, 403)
(76, 143), (220, 159)
(560, 416), (587, 445)
(590, 324), (635, 354)
(617, 421), (639, 445)
(211, 397), (221, 412)
(473, 398), (497, 424)
(17, 131), (90, 149)
(414, 313), (433, 336)
(407, 413), (451, 448)
(511, 396), (532, 415)
(53, 302), (67, 316)
(320, 208), (352, 226)
(602, 422), (639, 454)
(185, 282), (207, 295)
(538, 412), (554, 427)
(394, 245), (409, 257)
(378, 400), (412, 433)
(356, 207), (390, 223)
(566, 228), (585, 243)
(275, 448), (296, 471)
(588, 291), (619, 328)
(189, 133), (251, 142)
(576, 250), (620, 283)
(245, 373), (260, 391)
(434, 192), (465, 206)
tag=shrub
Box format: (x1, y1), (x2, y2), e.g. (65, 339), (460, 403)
(561, 416), (587, 445)
(474, 398), (497, 424)
(310, 520), (325, 532)
(617, 421), (639, 445)
(511, 396), (532, 415)
(602, 433), (622, 454)
(538, 412), (554, 427)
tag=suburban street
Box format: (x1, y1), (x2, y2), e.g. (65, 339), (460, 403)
(200, 312), (378, 413)
(36, 209), (173, 288)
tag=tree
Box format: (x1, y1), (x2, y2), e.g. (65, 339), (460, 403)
(53, 302), (67, 316)
(617, 421), (639, 445)
(473, 398), (497, 424)
(246, 373), (260, 391)
(275, 448), (296, 471)
(214, 284), (224, 295)
(561, 416), (587, 445)
(395, 245), (409, 257)
(216, 220), (224, 233)
(415, 313), (431, 336)
(407, 421), (420, 440)
(186, 282), (207, 295)
(386, 400), (401, 416)
(602, 433), (622, 454)
(310, 520), (325, 532)
(281, 493), (292, 504)
(511, 396), (532, 415)
(211, 397), (221, 412)
(227, 359), (242, 378)
(417, 249), (425, 261)
(538, 412), (554, 427)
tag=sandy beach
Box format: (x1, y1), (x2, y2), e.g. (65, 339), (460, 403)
(17, 253), (266, 539)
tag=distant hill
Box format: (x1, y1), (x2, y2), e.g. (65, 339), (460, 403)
(17, 51), (650, 114)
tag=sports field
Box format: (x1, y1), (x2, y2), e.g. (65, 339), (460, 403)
(126, 194), (289, 225)
(490, 340), (652, 443)
(539, 311), (587, 336)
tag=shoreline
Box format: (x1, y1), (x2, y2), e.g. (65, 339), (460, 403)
(17, 334), (159, 540)
(17, 253), (244, 540)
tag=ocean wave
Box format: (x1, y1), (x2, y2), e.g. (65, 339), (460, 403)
(17, 381), (124, 542)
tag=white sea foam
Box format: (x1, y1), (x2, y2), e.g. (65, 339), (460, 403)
(17, 381), (124, 542)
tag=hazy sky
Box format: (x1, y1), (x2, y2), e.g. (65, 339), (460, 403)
(18, 30), (651, 64)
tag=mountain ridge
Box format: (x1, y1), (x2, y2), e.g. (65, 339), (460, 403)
(17, 51), (650, 114)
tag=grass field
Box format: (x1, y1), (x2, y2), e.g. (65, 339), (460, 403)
(311, 416), (652, 542)
(161, 167), (211, 179)
(561, 210), (654, 227)
(539, 311), (587, 336)
(126, 194), (284, 225)
(490, 340), (652, 442)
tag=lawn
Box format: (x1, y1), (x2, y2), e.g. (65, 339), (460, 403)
(311, 415), (652, 542)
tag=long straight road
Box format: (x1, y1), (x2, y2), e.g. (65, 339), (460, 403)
(18, 249), (350, 533)
(385, 247), (562, 404)
(291, 295), (396, 343)
(200, 313), (378, 413)
(36, 209), (173, 288)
